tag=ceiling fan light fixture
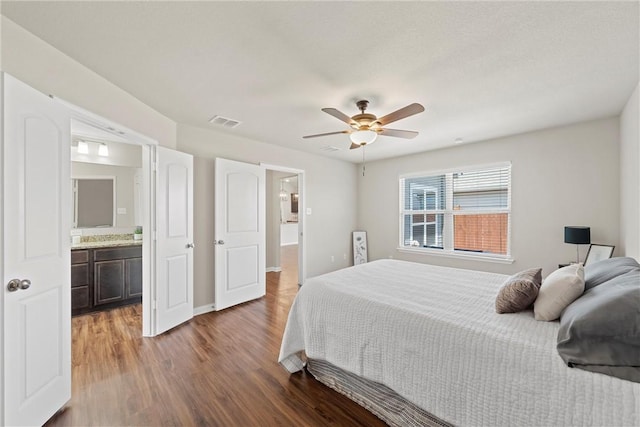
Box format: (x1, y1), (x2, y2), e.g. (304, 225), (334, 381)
(303, 100), (424, 149)
(349, 130), (377, 146)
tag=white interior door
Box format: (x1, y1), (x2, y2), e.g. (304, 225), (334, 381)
(215, 158), (265, 310)
(3, 74), (71, 426)
(155, 146), (194, 335)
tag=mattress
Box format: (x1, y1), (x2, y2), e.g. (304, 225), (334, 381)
(279, 259), (640, 426)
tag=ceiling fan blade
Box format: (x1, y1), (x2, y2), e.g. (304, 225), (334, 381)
(303, 130), (350, 139)
(379, 128), (419, 139)
(322, 108), (356, 125)
(377, 103), (425, 126)
(350, 143), (362, 150)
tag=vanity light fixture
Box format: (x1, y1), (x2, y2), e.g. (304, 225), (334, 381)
(77, 140), (89, 154)
(98, 143), (109, 157)
(279, 180), (288, 201)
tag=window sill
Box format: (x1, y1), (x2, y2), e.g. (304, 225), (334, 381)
(396, 247), (514, 264)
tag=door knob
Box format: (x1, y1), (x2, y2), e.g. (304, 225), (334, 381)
(214, 240), (225, 245)
(186, 243), (195, 249)
(7, 279), (30, 292)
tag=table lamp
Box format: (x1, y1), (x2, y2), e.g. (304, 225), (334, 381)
(564, 226), (590, 264)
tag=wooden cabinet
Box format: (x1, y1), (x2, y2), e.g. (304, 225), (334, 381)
(126, 257), (143, 298)
(71, 250), (91, 314)
(71, 245), (142, 316)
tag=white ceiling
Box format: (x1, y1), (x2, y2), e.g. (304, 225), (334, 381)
(2, 1), (638, 163)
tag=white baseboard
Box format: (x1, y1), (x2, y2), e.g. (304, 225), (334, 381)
(266, 266), (282, 273)
(193, 304), (216, 316)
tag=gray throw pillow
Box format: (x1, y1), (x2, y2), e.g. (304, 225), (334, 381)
(495, 268), (542, 314)
(557, 270), (640, 382)
(584, 257), (640, 290)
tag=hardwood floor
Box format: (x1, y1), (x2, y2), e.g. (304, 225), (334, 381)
(46, 245), (385, 426)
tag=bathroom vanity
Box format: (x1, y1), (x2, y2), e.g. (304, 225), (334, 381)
(71, 238), (142, 316)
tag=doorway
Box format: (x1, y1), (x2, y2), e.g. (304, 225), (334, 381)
(263, 164), (305, 287)
(2, 73), (195, 426)
(69, 117), (149, 332)
(67, 107), (197, 338)
(276, 173), (299, 284)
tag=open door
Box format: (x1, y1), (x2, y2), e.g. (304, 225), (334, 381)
(214, 158), (265, 310)
(2, 74), (71, 425)
(154, 146), (194, 334)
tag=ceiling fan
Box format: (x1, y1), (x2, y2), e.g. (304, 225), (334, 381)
(303, 100), (425, 149)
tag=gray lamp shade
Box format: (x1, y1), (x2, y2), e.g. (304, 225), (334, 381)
(564, 226), (591, 244)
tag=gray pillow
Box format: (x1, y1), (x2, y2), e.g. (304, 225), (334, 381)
(584, 256), (640, 291)
(557, 270), (640, 382)
(495, 268), (542, 314)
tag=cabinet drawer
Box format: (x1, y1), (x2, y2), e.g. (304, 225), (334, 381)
(71, 286), (90, 310)
(71, 249), (89, 264)
(71, 264), (89, 288)
(94, 246), (142, 261)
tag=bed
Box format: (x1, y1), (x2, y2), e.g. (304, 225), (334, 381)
(279, 259), (640, 426)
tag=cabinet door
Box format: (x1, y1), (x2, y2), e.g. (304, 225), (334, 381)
(125, 257), (143, 298)
(94, 260), (125, 305)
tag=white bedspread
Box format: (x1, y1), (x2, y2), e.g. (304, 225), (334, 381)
(279, 259), (640, 426)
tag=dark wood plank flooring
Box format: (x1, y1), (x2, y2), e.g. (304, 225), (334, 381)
(46, 245), (385, 426)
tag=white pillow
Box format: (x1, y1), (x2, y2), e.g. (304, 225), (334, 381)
(534, 263), (585, 321)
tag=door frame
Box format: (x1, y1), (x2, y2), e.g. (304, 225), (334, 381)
(55, 98), (159, 336)
(261, 163), (306, 285)
(1, 74), (5, 425)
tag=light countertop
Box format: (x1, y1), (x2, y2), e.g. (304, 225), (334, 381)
(71, 240), (142, 250)
(71, 235), (143, 250)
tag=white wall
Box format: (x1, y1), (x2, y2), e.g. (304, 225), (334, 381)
(357, 117), (620, 277)
(281, 223), (299, 246)
(266, 170), (288, 271)
(178, 124), (358, 308)
(0, 17), (177, 149)
(266, 171), (277, 271)
(620, 83), (640, 260)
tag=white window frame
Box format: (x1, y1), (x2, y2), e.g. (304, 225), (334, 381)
(398, 162), (513, 263)
(406, 185), (442, 248)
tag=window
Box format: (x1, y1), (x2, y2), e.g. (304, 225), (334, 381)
(399, 164), (511, 259)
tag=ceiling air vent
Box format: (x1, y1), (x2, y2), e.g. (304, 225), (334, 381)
(319, 145), (340, 152)
(209, 115), (241, 129)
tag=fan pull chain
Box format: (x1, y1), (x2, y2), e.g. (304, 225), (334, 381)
(362, 145), (366, 176)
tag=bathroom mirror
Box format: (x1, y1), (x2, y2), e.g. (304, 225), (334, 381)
(71, 135), (142, 229)
(73, 178), (115, 227)
(280, 175), (298, 223)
